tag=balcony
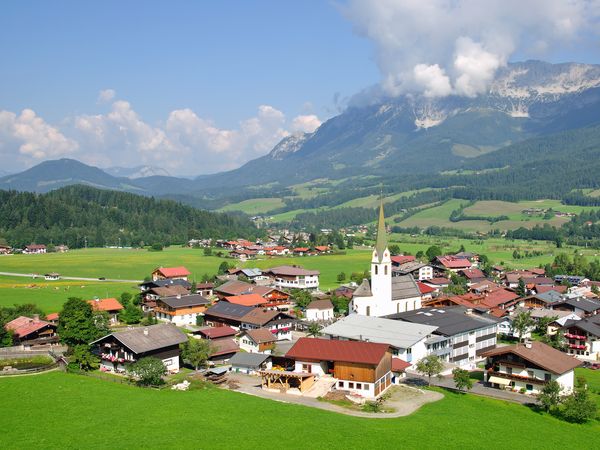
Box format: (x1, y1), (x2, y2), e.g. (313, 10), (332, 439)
(487, 369), (546, 385)
(565, 333), (586, 340)
(568, 343), (587, 350)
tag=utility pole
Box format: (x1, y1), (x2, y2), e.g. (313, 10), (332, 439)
(84, 236), (88, 249)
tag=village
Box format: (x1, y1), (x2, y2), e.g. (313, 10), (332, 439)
(2, 202), (599, 420)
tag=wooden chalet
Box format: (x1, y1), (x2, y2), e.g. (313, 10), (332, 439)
(4, 315), (58, 348)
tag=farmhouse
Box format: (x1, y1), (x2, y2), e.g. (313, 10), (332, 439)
(139, 278), (191, 293)
(238, 328), (277, 354)
(223, 294), (271, 308)
(193, 326), (237, 340)
(434, 255), (472, 273)
(203, 302), (253, 329)
(285, 338), (393, 399)
(561, 318), (600, 360)
(388, 306), (498, 367)
(214, 280), (290, 306)
(483, 341), (581, 394)
(321, 314), (438, 365)
(87, 298), (124, 323)
(240, 309), (294, 341)
(305, 299), (334, 321)
(4, 315), (58, 348)
(154, 294), (211, 326)
(393, 261), (434, 281)
(0, 244), (12, 254)
(44, 272), (60, 281)
(263, 265), (320, 290)
(230, 352), (272, 375)
(152, 266), (191, 282)
(24, 244), (46, 254)
(92, 324), (188, 374)
(350, 201), (422, 317)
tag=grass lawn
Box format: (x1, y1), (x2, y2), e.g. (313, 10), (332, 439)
(219, 197), (285, 214)
(0, 275), (138, 314)
(0, 371), (596, 449)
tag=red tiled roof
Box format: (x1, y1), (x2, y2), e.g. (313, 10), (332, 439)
(535, 285), (567, 294)
(197, 326), (237, 339)
(314, 246), (329, 252)
(426, 277), (451, 286)
(5, 316), (54, 338)
(285, 337), (389, 365)
(46, 312), (59, 321)
(293, 247), (310, 252)
(437, 256), (472, 269)
(210, 338), (239, 357)
(479, 289), (520, 308)
(224, 294), (267, 307)
(460, 268), (485, 280)
(392, 358), (411, 372)
(417, 282), (435, 295)
(88, 298), (124, 312)
(155, 266), (191, 278)
(391, 255), (415, 265)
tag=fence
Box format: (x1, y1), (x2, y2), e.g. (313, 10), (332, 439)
(0, 345), (68, 359)
(0, 362), (59, 376)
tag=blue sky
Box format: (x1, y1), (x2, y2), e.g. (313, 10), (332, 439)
(0, 1), (599, 175)
(0, 1), (376, 126)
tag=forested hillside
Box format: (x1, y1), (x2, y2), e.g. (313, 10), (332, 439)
(0, 186), (261, 248)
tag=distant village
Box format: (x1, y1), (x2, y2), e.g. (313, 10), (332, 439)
(3, 203), (599, 413)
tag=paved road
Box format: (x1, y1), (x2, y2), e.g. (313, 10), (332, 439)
(0, 271), (141, 284)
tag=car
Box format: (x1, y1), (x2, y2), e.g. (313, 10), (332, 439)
(98, 277), (106, 281)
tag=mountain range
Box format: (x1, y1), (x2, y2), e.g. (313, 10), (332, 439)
(1, 60), (600, 213)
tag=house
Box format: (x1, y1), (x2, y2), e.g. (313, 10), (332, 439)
(391, 255), (415, 266)
(422, 277), (451, 291)
(551, 296), (600, 318)
(458, 268), (487, 285)
(263, 265), (320, 290)
(305, 299), (334, 322)
(92, 324), (188, 374)
(0, 244), (13, 254)
(208, 338), (240, 363)
(393, 261), (434, 281)
(293, 247), (310, 256)
(238, 328), (277, 354)
(203, 302), (254, 329)
(151, 266), (191, 282)
(223, 294), (271, 308)
(497, 315), (534, 340)
(139, 278), (191, 293)
(45, 312), (59, 324)
(154, 294), (211, 326)
(230, 352), (272, 375)
(417, 282), (436, 301)
(4, 315), (58, 347)
(285, 337), (393, 399)
(314, 245), (330, 254)
(193, 326), (237, 340)
(388, 306), (498, 368)
(453, 252), (480, 266)
(561, 318), (600, 361)
(435, 255), (472, 273)
(321, 314), (439, 365)
(483, 341), (581, 394)
(55, 245), (69, 253)
(214, 280), (291, 306)
(87, 298), (124, 323)
(240, 309), (294, 341)
(229, 249), (257, 260)
(24, 244), (46, 254)
(235, 268), (266, 282)
(44, 272), (60, 281)
(195, 282), (214, 297)
(143, 285), (190, 302)
(391, 358), (411, 383)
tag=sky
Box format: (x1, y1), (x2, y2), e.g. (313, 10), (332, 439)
(1, 1), (599, 176)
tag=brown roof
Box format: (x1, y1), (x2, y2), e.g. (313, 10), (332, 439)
(5, 316), (55, 338)
(224, 294), (267, 307)
(210, 338), (240, 357)
(244, 328), (277, 344)
(88, 298), (124, 312)
(195, 326), (237, 339)
(482, 341), (581, 374)
(264, 265), (320, 276)
(307, 299), (334, 310)
(150, 285), (190, 297)
(285, 337), (389, 365)
(241, 309), (286, 326)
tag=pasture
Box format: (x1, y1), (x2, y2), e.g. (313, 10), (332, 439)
(0, 371), (595, 449)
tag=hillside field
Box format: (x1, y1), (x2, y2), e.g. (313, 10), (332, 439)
(0, 371), (596, 449)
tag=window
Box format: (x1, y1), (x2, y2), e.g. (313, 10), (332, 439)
(544, 373), (551, 382)
(526, 384), (533, 391)
(375, 265), (378, 275)
(349, 382), (354, 389)
(363, 384), (369, 390)
(527, 370), (534, 379)
(366, 306), (371, 317)
(384, 265), (388, 275)
(507, 367), (512, 375)
(338, 381), (344, 388)
(356, 383), (362, 389)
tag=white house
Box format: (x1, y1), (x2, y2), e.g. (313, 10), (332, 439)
(483, 341), (581, 394)
(350, 201), (422, 317)
(238, 328), (277, 354)
(263, 265), (320, 290)
(562, 318), (600, 361)
(393, 261), (434, 281)
(305, 299), (334, 321)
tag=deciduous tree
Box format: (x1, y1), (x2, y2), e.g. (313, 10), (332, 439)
(415, 355), (444, 385)
(129, 357), (166, 386)
(180, 338), (212, 371)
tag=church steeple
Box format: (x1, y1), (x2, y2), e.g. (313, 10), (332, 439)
(374, 198), (388, 263)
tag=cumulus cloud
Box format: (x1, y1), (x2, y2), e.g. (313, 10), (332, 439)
(97, 89), (116, 104)
(0, 109), (78, 164)
(342, 0), (600, 98)
(0, 90), (323, 175)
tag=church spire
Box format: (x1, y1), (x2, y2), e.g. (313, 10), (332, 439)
(375, 197), (388, 263)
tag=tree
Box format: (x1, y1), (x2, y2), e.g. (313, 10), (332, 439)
(535, 315), (558, 335)
(190, 280), (197, 294)
(292, 289), (312, 308)
(330, 294), (350, 314)
(129, 357), (166, 386)
(58, 297), (106, 347)
(180, 338), (212, 371)
(120, 292), (132, 307)
(150, 243), (164, 251)
(415, 355), (444, 385)
(389, 244), (401, 255)
(118, 303), (143, 324)
(336, 272), (346, 282)
(218, 261), (230, 275)
(560, 386), (597, 423)
(516, 277), (527, 297)
(537, 380), (562, 412)
(511, 311), (534, 342)
(203, 247), (212, 256)
(71, 344), (99, 371)
(425, 246), (442, 262)
(452, 368), (473, 392)
(307, 323), (322, 337)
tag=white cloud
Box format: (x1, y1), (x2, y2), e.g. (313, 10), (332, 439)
(291, 114), (322, 133)
(97, 89), (116, 104)
(342, 0), (600, 98)
(0, 109), (78, 163)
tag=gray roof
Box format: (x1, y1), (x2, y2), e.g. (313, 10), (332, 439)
(391, 274), (421, 301)
(229, 352), (271, 368)
(387, 306), (499, 337)
(353, 279), (372, 297)
(556, 297), (600, 313)
(563, 318), (600, 337)
(204, 301), (253, 320)
(535, 290), (564, 304)
(394, 261), (428, 274)
(160, 294), (211, 309)
(513, 307), (574, 320)
(321, 314), (438, 350)
(241, 268), (262, 278)
(93, 324), (188, 355)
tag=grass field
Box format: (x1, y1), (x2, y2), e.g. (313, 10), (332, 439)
(0, 371), (596, 449)
(0, 275), (137, 314)
(219, 197), (285, 214)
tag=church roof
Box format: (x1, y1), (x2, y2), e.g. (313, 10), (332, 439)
(374, 199), (388, 263)
(391, 274), (421, 301)
(353, 278), (372, 297)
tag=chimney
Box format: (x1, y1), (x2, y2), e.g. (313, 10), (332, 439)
(524, 340), (532, 349)
(143, 328), (149, 336)
(33, 314), (40, 322)
(176, 294), (181, 299)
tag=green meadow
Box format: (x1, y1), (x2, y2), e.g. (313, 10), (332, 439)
(0, 371), (596, 449)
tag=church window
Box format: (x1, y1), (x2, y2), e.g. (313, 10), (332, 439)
(366, 306), (371, 316)
(375, 265), (378, 275)
(384, 265), (388, 275)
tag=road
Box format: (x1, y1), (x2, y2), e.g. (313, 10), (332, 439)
(0, 271), (141, 284)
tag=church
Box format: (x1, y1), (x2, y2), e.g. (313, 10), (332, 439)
(350, 201), (422, 317)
